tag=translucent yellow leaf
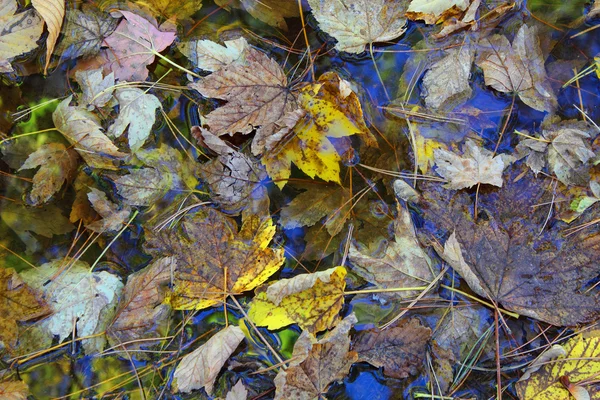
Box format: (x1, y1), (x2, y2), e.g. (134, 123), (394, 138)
(248, 266), (346, 333)
(415, 133), (446, 174)
(32, 0), (65, 74)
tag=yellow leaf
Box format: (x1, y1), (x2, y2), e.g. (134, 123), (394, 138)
(515, 334), (600, 399)
(415, 132), (446, 173)
(248, 266), (346, 333)
(32, 0), (65, 74)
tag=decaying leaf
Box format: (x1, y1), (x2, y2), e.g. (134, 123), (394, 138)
(353, 318), (431, 379)
(86, 188), (132, 233)
(0, 380), (29, 400)
(114, 168), (165, 206)
(103, 10), (176, 81)
(434, 139), (511, 189)
(422, 46), (474, 109)
(406, 0), (471, 24)
(420, 167), (600, 326)
(249, 266), (347, 333)
(215, 0), (298, 30)
(476, 24), (557, 113)
(0, 0), (43, 73)
(179, 37), (248, 72)
(516, 334), (600, 399)
(144, 209), (284, 310)
(18, 143), (79, 205)
(21, 259), (123, 353)
(273, 313), (358, 400)
(190, 46), (296, 136)
(32, 0), (65, 74)
(174, 325), (245, 395)
(134, 0), (203, 21)
(75, 68), (115, 110)
(225, 380), (248, 400)
(516, 119), (595, 186)
(349, 204), (434, 301)
(53, 95), (125, 170)
(107, 257), (173, 349)
(0, 268), (49, 351)
(307, 0), (407, 53)
(108, 88), (162, 152)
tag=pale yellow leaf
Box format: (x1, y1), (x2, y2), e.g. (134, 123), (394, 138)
(32, 0), (65, 74)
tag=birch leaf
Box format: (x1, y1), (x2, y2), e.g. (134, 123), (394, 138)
(174, 325), (245, 395)
(307, 0), (407, 53)
(0, 0), (43, 73)
(32, 0), (65, 74)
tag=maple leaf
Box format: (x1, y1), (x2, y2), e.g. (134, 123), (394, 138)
(106, 257), (172, 349)
(273, 313), (358, 400)
(144, 209), (285, 310)
(216, 0), (299, 30)
(75, 68), (115, 110)
(32, 0), (65, 74)
(86, 188), (132, 233)
(406, 0), (471, 24)
(0, 0), (43, 73)
(174, 325), (245, 394)
(190, 46), (297, 136)
(348, 204), (434, 301)
(108, 88), (161, 152)
(420, 166), (600, 326)
(434, 139), (512, 189)
(134, 0), (203, 21)
(516, 119), (595, 186)
(53, 6), (117, 60)
(179, 37), (248, 72)
(0, 380), (29, 400)
(0, 268), (49, 351)
(353, 318), (431, 379)
(18, 143), (79, 206)
(114, 168), (165, 206)
(307, 0), (407, 53)
(53, 95), (126, 170)
(225, 380), (247, 400)
(21, 259), (124, 353)
(476, 24), (557, 113)
(248, 266), (346, 333)
(102, 10), (176, 81)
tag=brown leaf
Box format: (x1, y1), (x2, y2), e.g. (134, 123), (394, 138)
(0, 380), (29, 400)
(86, 188), (131, 233)
(353, 318), (431, 379)
(0, 2), (43, 73)
(274, 314), (358, 400)
(32, 0), (65, 74)
(216, 0), (299, 30)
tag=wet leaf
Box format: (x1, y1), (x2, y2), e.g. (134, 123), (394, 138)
(108, 88), (162, 152)
(420, 167), (600, 326)
(18, 143), (79, 205)
(21, 259), (123, 353)
(353, 318), (431, 379)
(273, 313), (357, 399)
(225, 380), (248, 400)
(516, 334), (600, 399)
(0, 380), (29, 400)
(75, 68), (115, 110)
(144, 210), (285, 310)
(406, 0), (471, 24)
(476, 24), (557, 113)
(307, 0), (407, 53)
(86, 188), (132, 233)
(0, 0), (43, 73)
(180, 37), (248, 72)
(248, 266), (346, 333)
(53, 95), (126, 170)
(434, 139), (511, 189)
(114, 167), (166, 206)
(0, 268), (49, 351)
(216, 0), (298, 30)
(134, 0), (203, 21)
(520, 344), (567, 381)
(103, 10), (176, 81)
(32, 0), (65, 74)
(190, 46), (296, 136)
(174, 325), (245, 395)
(106, 257), (173, 349)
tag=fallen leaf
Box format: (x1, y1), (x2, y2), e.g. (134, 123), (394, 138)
(0, 380), (29, 400)
(0, 268), (49, 351)
(69, 171), (97, 224)
(180, 37), (248, 72)
(75, 68), (115, 110)
(53, 95), (125, 170)
(476, 24), (557, 113)
(393, 179), (420, 202)
(174, 325), (245, 394)
(516, 334), (600, 399)
(53, 6), (117, 60)
(190, 46), (296, 136)
(307, 0), (407, 53)
(134, 0), (203, 21)
(18, 143), (79, 206)
(0, 0), (43, 73)
(434, 139), (511, 189)
(114, 168), (166, 206)
(406, 0), (471, 24)
(352, 318), (431, 379)
(225, 380), (248, 400)
(349, 203), (434, 301)
(216, 0), (298, 30)
(422, 46), (474, 109)
(516, 119), (595, 186)
(107, 257), (172, 349)
(86, 188), (132, 233)
(21, 259), (123, 353)
(144, 210), (285, 310)
(520, 344), (567, 382)
(103, 10), (176, 81)
(108, 88), (162, 152)
(414, 130), (447, 174)
(248, 266), (346, 333)
(273, 313), (357, 400)
(420, 166), (600, 326)
(32, 0), (65, 74)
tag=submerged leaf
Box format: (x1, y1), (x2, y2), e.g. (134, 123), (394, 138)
(86, 188), (131, 233)
(134, 0), (203, 21)
(180, 37), (248, 72)
(75, 68), (115, 110)
(0, 0), (43, 73)
(0, 380), (29, 400)
(216, 0), (298, 30)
